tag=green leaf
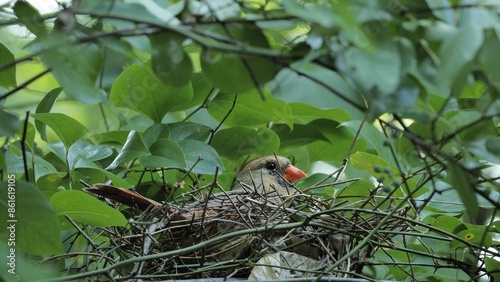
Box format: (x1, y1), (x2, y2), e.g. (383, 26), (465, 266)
(340, 120), (395, 166)
(149, 32), (193, 88)
(140, 139), (186, 169)
(485, 257), (500, 282)
(200, 23), (279, 93)
(142, 124), (170, 148)
(13, 0), (47, 36)
(50, 190), (128, 227)
(89, 130), (130, 145)
(110, 63), (193, 123)
(437, 23), (483, 95)
(450, 229), (492, 250)
(0, 180), (62, 255)
(0, 42), (16, 88)
(289, 103), (351, 124)
(447, 162), (479, 219)
(306, 119), (367, 163)
(350, 151), (398, 175)
(106, 131), (149, 170)
(177, 140), (224, 175)
(430, 215), (467, 234)
(211, 127), (280, 160)
(5, 151), (59, 180)
(168, 122), (211, 142)
(273, 124), (329, 148)
(67, 140), (113, 170)
(209, 90), (293, 128)
(35, 38), (103, 104)
(31, 113), (89, 148)
(341, 40), (401, 95)
(268, 65), (365, 118)
(0, 109), (19, 137)
(478, 31), (500, 93)
(35, 88), (63, 141)
(77, 0), (179, 26)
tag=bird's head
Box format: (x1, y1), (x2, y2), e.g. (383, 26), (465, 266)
(234, 155), (307, 194)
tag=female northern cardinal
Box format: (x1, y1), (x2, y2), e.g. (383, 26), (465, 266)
(83, 155), (307, 262)
(84, 155), (307, 212)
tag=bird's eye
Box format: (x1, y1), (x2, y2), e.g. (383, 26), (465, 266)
(266, 161), (277, 171)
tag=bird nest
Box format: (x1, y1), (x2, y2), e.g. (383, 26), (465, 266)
(84, 184), (413, 280)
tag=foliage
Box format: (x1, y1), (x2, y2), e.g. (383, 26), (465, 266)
(0, 0), (500, 281)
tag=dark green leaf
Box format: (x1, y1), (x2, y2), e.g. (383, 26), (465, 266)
(209, 90), (293, 128)
(341, 40), (401, 95)
(168, 122), (211, 142)
(67, 140), (113, 169)
(77, 0), (179, 26)
(0, 109), (19, 137)
(200, 23), (278, 93)
(50, 190), (128, 227)
(273, 124), (329, 148)
(106, 131), (149, 170)
(485, 257), (500, 282)
(430, 215), (467, 234)
(211, 127), (280, 160)
(450, 229), (492, 250)
(0, 42), (16, 88)
(13, 0), (47, 36)
(437, 23), (483, 95)
(0, 180), (62, 255)
(177, 139), (224, 175)
(142, 124), (170, 148)
(36, 38), (103, 104)
(31, 113), (89, 148)
(89, 130), (130, 145)
(140, 139), (186, 168)
(149, 32), (193, 88)
(35, 88), (63, 141)
(447, 162), (479, 219)
(110, 63), (193, 123)
(340, 120), (394, 166)
(289, 102), (350, 124)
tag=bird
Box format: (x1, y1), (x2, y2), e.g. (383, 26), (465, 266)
(84, 155), (307, 213)
(83, 155), (308, 265)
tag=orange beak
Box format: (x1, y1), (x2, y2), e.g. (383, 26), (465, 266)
(283, 165), (307, 182)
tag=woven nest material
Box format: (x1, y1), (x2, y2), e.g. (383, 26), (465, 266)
(97, 187), (411, 280)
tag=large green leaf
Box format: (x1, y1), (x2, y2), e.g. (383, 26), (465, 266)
(0, 42), (16, 88)
(140, 139), (186, 169)
(13, 0), (47, 37)
(34, 38), (103, 104)
(447, 162), (479, 219)
(341, 40), (401, 95)
(106, 131), (149, 170)
(110, 63), (193, 123)
(0, 180), (62, 255)
(50, 190), (128, 227)
(31, 113), (89, 148)
(437, 23), (483, 95)
(208, 90), (293, 128)
(67, 140), (113, 170)
(273, 124), (329, 148)
(200, 23), (279, 93)
(34, 88), (63, 141)
(177, 140), (224, 175)
(0, 110), (19, 137)
(211, 127), (280, 160)
(149, 32), (193, 88)
(289, 103), (350, 124)
(168, 122), (211, 142)
(340, 120), (395, 166)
